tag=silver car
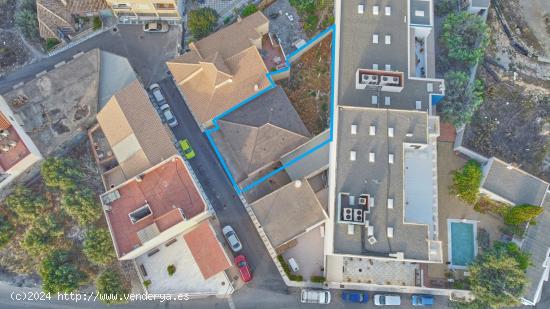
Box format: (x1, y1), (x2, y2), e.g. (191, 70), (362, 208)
(149, 83), (165, 106)
(159, 104), (178, 127)
(222, 225), (242, 252)
(143, 21), (169, 33)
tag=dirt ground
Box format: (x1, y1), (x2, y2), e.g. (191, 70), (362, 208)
(279, 34), (332, 135)
(463, 73), (550, 181)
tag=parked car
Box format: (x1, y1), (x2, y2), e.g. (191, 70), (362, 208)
(341, 290), (368, 303)
(300, 289), (331, 304)
(143, 21), (169, 33)
(160, 104), (178, 127)
(222, 225), (242, 252)
(412, 294), (434, 306)
(148, 83), (165, 106)
(234, 255), (252, 282)
(373, 294), (401, 306)
(179, 139), (196, 159)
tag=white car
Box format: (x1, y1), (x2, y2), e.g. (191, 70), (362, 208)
(222, 225), (242, 252)
(143, 21), (169, 33)
(149, 83), (165, 106)
(285, 12), (294, 22)
(159, 104), (178, 127)
(374, 294), (401, 306)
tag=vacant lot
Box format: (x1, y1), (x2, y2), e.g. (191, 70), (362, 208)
(280, 34), (332, 135)
(463, 76), (550, 181)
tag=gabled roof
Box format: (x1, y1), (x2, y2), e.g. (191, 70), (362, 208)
(250, 179), (327, 248)
(183, 221), (232, 280)
(481, 157), (549, 206)
(97, 80), (177, 180)
(212, 87), (310, 180)
(166, 12), (271, 125)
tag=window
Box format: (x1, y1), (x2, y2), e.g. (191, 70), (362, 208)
(350, 151), (356, 161)
(427, 83), (433, 92)
(373, 34), (379, 44)
(415, 10), (425, 17)
(416, 100), (422, 110)
(385, 96), (391, 106)
(385, 35), (391, 45)
(388, 154), (394, 164)
(385, 6), (391, 16)
(385, 64), (391, 71)
(388, 127), (394, 137)
(129, 204), (152, 224)
(371, 95), (378, 105)
(351, 124), (357, 135)
(387, 198), (394, 209)
(369, 152), (375, 162)
(372, 64), (378, 70)
(369, 125), (376, 136)
(373, 5), (379, 15)
(358, 4), (364, 14)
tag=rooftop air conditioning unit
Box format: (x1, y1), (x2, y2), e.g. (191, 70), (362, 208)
(354, 209), (363, 222)
(358, 197), (367, 205)
(343, 208), (353, 221)
(392, 77), (399, 83)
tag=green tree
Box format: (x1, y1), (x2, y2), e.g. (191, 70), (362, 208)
(187, 8), (219, 40)
(439, 70), (484, 126)
(468, 243), (530, 308)
(0, 215), (14, 249)
(442, 11), (489, 64)
(451, 160), (482, 204)
(504, 204), (544, 225)
(240, 4), (258, 18)
(493, 242), (531, 270)
(83, 228), (116, 266)
(289, 0), (316, 14)
(39, 250), (86, 293)
(15, 0), (38, 40)
(96, 268), (130, 304)
(21, 214), (64, 257)
(61, 188), (101, 226)
(41, 157), (84, 191)
(4, 186), (47, 223)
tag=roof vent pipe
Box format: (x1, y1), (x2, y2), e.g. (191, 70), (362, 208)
(294, 180), (302, 188)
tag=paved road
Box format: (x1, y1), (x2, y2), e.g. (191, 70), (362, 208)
(0, 24), (179, 93)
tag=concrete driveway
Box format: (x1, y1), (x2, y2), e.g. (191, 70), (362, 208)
(0, 24), (179, 93)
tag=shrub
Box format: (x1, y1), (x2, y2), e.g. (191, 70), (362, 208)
(0, 215), (14, 249)
(39, 250), (86, 293)
(504, 204), (544, 225)
(92, 16), (102, 30)
(303, 14), (319, 32)
(277, 255), (303, 281)
(474, 196), (510, 216)
(289, 0), (316, 14)
(494, 242), (531, 271)
(167, 264), (176, 276)
(96, 268), (130, 304)
(45, 38), (60, 51)
(442, 11), (489, 64)
(451, 160), (482, 204)
(61, 188), (101, 226)
(4, 186), (47, 223)
(188, 8), (219, 40)
(240, 4), (258, 18)
(477, 228), (490, 250)
(15, 9), (38, 40)
(310, 275), (326, 283)
(435, 0), (455, 17)
(83, 228), (116, 266)
(41, 157), (84, 191)
(143, 279), (151, 288)
(22, 214), (63, 257)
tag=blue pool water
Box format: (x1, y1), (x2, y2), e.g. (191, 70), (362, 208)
(450, 222), (475, 266)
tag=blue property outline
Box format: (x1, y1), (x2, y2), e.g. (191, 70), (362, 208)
(205, 24), (336, 194)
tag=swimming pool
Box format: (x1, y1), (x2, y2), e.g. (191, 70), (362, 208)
(448, 219), (478, 269)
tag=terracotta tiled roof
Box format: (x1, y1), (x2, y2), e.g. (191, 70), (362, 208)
(167, 12), (271, 125)
(104, 157), (206, 257)
(97, 80), (177, 179)
(36, 0), (108, 39)
(183, 221), (231, 280)
(0, 113), (10, 130)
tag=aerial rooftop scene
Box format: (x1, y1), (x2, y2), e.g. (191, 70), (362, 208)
(0, 0), (550, 308)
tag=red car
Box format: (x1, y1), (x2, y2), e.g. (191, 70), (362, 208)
(235, 255), (252, 282)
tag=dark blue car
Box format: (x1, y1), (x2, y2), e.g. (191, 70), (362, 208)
(411, 294), (434, 306)
(341, 290), (369, 303)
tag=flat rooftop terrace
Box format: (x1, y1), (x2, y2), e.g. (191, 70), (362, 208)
(337, 0), (442, 110)
(102, 157), (206, 258)
(333, 106), (433, 261)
